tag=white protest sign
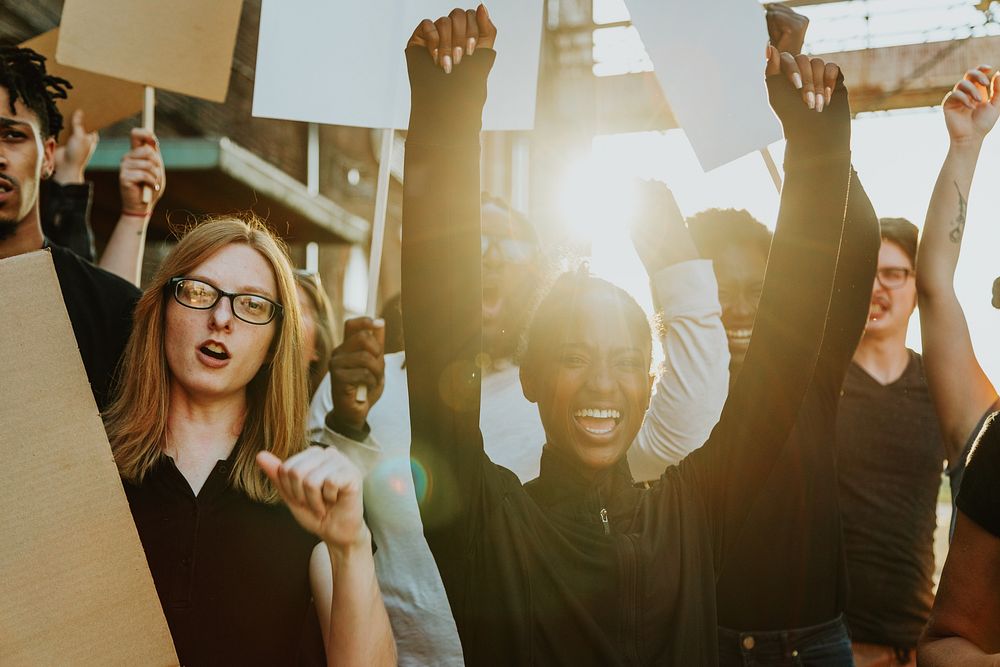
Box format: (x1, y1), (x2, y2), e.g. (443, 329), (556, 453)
(252, 0), (544, 131)
(626, 0), (782, 171)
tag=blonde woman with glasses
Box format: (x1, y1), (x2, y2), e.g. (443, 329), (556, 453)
(103, 215), (395, 666)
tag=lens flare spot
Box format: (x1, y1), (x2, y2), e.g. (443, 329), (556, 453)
(411, 458), (430, 504)
(388, 475), (407, 496)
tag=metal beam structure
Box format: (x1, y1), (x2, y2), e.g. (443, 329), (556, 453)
(815, 35), (1000, 111)
(551, 34), (1000, 135)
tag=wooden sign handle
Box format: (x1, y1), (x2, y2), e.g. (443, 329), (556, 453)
(355, 128), (395, 404)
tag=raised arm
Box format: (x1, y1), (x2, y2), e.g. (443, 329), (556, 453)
(627, 182), (730, 480)
(98, 128), (165, 285)
(403, 8), (503, 552)
(916, 66), (1000, 463)
(684, 52), (853, 550)
(811, 168), (880, 394)
(42, 108), (99, 261)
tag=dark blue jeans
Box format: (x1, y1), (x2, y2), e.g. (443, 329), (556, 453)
(718, 615), (854, 666)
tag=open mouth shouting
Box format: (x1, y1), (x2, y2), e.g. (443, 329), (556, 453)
(197, 339), (231, 367)
(573, 407), (622, 437)
(482, 283), (503, 321)
(868, 297), (889, 322)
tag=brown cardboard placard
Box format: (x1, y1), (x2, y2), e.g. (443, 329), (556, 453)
(21, 29), (145, 144)
(0, 251), (178, 666)
(56, 0), (243, 103)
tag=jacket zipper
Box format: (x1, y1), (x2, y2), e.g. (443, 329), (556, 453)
(600, 508), (610, 535)
(620, 533), (641, 663)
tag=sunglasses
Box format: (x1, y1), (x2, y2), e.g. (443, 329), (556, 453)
(481, 234), (536, 264)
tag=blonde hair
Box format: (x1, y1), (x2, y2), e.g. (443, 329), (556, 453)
(103, 215), (307, 503)
(294, 269), (338, 400)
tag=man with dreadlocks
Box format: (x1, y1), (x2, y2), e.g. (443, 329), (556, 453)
(0, 46), (140, 410)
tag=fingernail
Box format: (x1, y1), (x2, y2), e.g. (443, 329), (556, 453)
(432, 48), (439, 65)
(467, 38), (476, 56)
(816, 94), (825, 113)
(373, 318), (385, 327)
(825, 86), (832, 101)
(442, 54), (452, 74)
(453, 46), (463, 66)
(792, 73), (803, 89)
(806, 91), (815, 109)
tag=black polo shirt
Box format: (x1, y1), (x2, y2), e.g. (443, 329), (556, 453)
(49, 243), (139, 410)
(958, 412), (1000, 538)
(123, 455), (323, 666)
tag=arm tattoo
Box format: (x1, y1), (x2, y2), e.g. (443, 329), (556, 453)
(949, 182), (967, 244)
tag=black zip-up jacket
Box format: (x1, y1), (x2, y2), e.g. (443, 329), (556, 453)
(401, 46), (867, 666)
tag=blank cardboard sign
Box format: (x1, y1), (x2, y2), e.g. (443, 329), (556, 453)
(626, 0), (782, 171)
(0, 251), (177, 666)
(252, 0), (544, 131)
(22, 29), (145, 144)
(56, 0), (243, 103)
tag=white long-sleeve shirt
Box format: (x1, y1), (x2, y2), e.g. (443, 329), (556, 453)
(308, 259), (729, 666)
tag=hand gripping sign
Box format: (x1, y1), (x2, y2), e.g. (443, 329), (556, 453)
(56, 0), (244, 202)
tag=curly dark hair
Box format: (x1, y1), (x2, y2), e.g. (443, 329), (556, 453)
(686, 208), (772, 262)
(0, 46), (71, 138)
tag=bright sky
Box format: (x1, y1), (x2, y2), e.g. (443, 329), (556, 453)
(568, 105), (1000, 384)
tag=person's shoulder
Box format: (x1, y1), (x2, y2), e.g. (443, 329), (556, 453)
(972, 413), (1000, 457)
(50, 244), (142, 303)
(904, 349), (931, 385)
(958, 413), (1000, 535)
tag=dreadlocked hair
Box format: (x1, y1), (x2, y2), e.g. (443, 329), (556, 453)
(0, 46), (71, 138)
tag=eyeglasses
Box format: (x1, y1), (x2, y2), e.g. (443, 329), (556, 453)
(875, 267), (914, 290)
(168, 277), (283, 325)
(482, 234), (536, 264)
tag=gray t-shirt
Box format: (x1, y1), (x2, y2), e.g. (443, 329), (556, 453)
(835, 351), (944, 648)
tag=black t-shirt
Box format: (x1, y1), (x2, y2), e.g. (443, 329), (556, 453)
(49, 244), (140, 410)
(957, 412), (1000, 538)
(123, 455), (323, 666)
(835, 351), (945, 648)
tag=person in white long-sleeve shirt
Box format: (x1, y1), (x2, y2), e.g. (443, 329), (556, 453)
(309, 186), (730, 666)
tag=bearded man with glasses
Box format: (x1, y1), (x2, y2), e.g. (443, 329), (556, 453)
(834, 217), (958, 667)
